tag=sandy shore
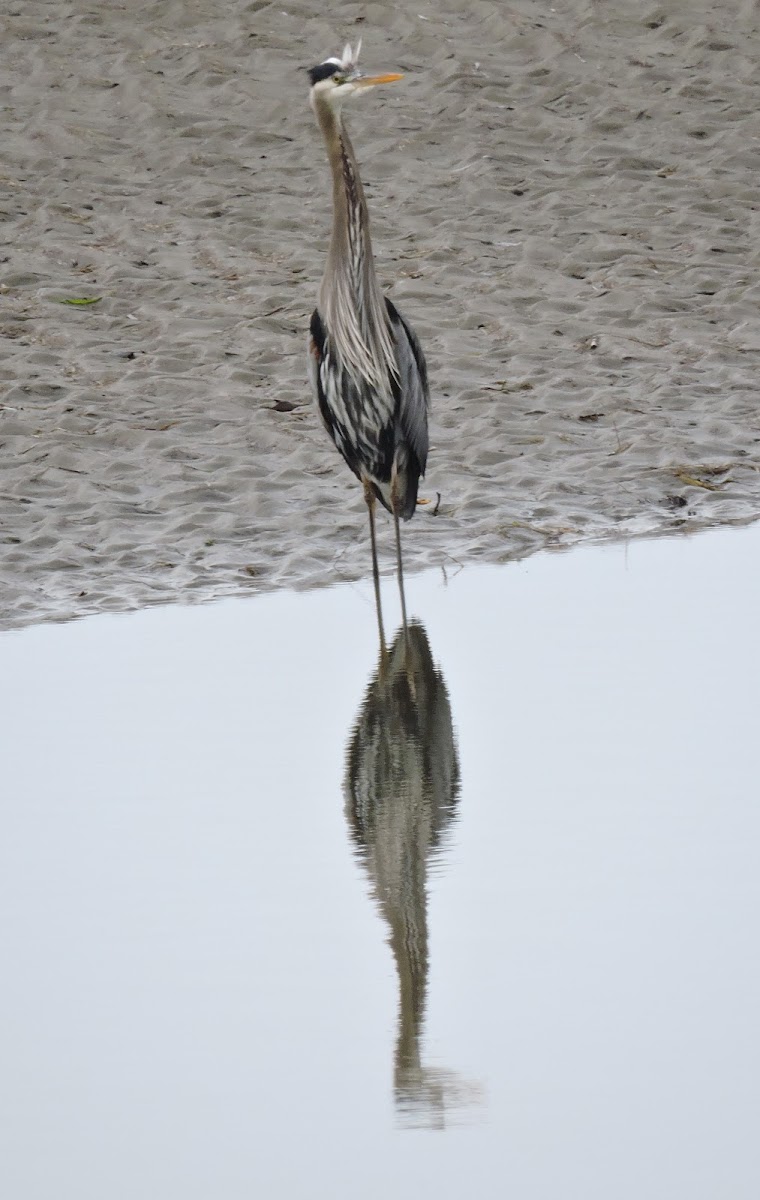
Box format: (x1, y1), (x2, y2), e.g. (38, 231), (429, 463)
(2, 0), (759, 629)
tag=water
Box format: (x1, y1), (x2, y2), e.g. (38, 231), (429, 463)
(2, 525), (759, 1198)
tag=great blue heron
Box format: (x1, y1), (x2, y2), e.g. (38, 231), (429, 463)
(307, 42), (429, 640)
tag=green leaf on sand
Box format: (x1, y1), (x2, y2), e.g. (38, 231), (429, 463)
(57, 296), (102, 306)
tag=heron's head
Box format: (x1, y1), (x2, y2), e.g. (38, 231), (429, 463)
(308, 41), (402, 112)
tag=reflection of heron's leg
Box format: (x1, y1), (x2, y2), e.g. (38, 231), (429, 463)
(364, 479), (386, 653)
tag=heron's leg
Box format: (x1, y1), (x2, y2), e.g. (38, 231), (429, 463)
(393, 510), (409, 635)
(390, 473), (409, 636)
(363, 479), (386, 654)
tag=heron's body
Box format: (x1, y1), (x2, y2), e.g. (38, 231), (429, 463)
(306, 44), (429, 637)
(309, 298), (427, 519)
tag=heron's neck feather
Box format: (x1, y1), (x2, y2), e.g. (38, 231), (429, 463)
(314, 99), (398, 390)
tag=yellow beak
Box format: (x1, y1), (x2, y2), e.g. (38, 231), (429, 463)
(356, 72), (404, 88)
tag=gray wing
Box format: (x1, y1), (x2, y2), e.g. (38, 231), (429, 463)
(385, 298), (429, 475)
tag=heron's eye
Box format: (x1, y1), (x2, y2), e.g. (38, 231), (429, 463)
(332, 72), (345, 83)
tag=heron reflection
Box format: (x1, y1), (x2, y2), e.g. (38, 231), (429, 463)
(345, 622), (478, 1128)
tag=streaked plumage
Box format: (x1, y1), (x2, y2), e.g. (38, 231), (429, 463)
(307, 43), (429, 635)
(309, 298), (427, 518)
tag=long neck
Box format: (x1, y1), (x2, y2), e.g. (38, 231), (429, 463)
(313, 97), (397, 389)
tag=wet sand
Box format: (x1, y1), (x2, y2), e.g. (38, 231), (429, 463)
(2, 0), (760, 628)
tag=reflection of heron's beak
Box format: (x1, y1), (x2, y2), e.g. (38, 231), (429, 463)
(356, 73), (404, 88)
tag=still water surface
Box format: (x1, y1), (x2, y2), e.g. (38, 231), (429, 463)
(2, 526), (759, 1198)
